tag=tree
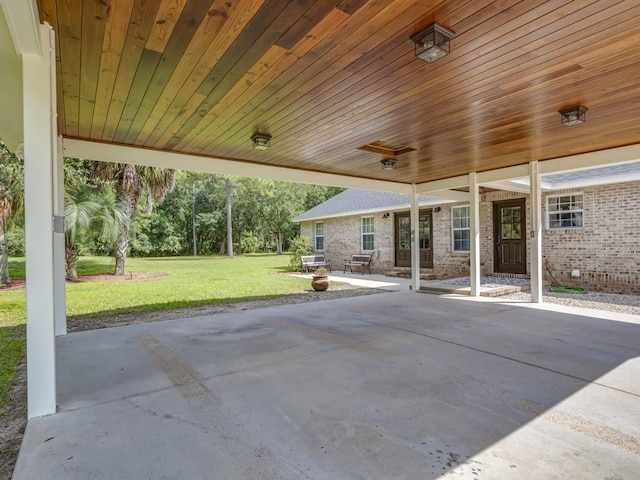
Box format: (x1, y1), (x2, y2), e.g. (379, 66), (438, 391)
(0, 142), (23, 285)
(64, 186), (128, 279)
(91, 162), (176, 275)
(224, 176), (233, 257)
(256, 180), (301, 255)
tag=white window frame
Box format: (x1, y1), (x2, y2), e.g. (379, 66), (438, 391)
(546, 193), (584, 230)
(451, 205), (470, 253)
(314, 221), (324, 251)
(361, 216), (374, 252)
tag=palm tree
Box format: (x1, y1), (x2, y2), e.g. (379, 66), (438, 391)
(90, 162), (176, 275)
(0, 143), (23, 285)
(64, 187), (128, 280)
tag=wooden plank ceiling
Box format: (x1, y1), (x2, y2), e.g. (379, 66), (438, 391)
(37, 0), (640, 185)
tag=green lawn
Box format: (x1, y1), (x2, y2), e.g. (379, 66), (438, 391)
(0, 253), (307, 411)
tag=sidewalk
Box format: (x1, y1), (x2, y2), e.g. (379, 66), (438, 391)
(295, 272), (530, 297)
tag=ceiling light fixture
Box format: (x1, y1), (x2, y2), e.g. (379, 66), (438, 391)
(251, 133), (271, 150)
(559, 105), (588, 126)
(380, 157), (397, 170)
(411, 23), (455, 63)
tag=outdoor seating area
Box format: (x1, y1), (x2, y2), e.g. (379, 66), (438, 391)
(343, 254), (373, 274)
(300, 255), (331, 273)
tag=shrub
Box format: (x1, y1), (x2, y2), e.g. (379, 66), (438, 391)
(288, 236), (313, 271)
(240, 231), (260, 254)
(6, 227), (25, 256)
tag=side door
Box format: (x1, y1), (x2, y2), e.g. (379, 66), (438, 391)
(493, 199), (527, 274)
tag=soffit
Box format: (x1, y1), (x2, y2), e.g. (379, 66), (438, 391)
(36, 0), (640, 184)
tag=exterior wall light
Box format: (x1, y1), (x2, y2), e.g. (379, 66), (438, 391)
(411, 23), (455, 63)
(559, 106), (588, 126)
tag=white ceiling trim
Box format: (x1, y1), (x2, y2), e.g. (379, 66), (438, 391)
(415, 175), (469, 193)
(476, 164), (530, 184)
(62, 138), (412, 194)
(538, 144), (640, 176)
(479, 180), (535, 194)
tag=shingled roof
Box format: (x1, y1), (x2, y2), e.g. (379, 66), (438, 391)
(293, 189), (440, 222)
(295, 162), (640, 222)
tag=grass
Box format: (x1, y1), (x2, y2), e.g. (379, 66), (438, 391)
(0, 253), (308, 412)
(550, 285), (588, 294)
(0, 326), (24, 416)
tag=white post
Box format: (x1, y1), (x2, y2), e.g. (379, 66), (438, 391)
(410, 184), (420, 292)
(23, 23), (57, 418)
(530, 161), (543, 303)
(54, 135), (67, 336)
(469, 172), (481, 296)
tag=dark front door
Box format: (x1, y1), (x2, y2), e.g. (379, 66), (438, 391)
(395, 211), (433, 268)
(494, 199), (526, 274)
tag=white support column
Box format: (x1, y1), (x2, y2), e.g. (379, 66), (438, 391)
(529, 161), (543, 303)
(53, 135), (66, 336)
(23, 23), (57, 418)
(410, 184), (420, 292)
(469, 173), (481, 297)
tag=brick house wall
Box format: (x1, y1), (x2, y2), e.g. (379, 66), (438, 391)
(541, 182), (640, 294)
(300, 181), (640, 293)
(301, 214), (395, 273)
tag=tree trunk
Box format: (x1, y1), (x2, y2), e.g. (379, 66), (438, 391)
(219, 235), (226, 254)
(114, 228), (129, 275)
(114, 191), (135, 276)
(0, 217), (9, 285)
(225, 177), (233, 257)
(192, 181), (197, 256)
(65, 245), (79, 280)
(276, 231), (283, 255)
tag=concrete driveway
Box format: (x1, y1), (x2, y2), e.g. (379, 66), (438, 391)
(14, 291), (640, 479)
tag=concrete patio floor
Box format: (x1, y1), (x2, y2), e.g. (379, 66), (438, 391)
(14, 291), (640, 479)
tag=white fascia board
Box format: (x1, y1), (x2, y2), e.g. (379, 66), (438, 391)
(539, 144), (640, 175)
(0, 0), (41, 55)
(62, 139), (412, 194)
(415, 174), (469, 193)
(476, 164), (530, 184)
(480, 180), (532, 194)
(427, 189), (469, 201)
(293, 198), (456, 223)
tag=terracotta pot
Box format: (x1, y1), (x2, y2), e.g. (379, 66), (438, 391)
(311, 275), (330, 291)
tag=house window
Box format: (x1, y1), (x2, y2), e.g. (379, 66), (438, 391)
(452, 205), (470, 252)
(361, 217), (374, 251)
(314, 222), (324, 251)
(547, 194), (583, 229)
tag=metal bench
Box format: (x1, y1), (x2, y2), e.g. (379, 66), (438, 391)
(343, 254), (373, 274)
(300, 255), (331, 273)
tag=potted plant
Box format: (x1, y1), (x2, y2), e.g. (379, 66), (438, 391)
(311, 267), (330, 291)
